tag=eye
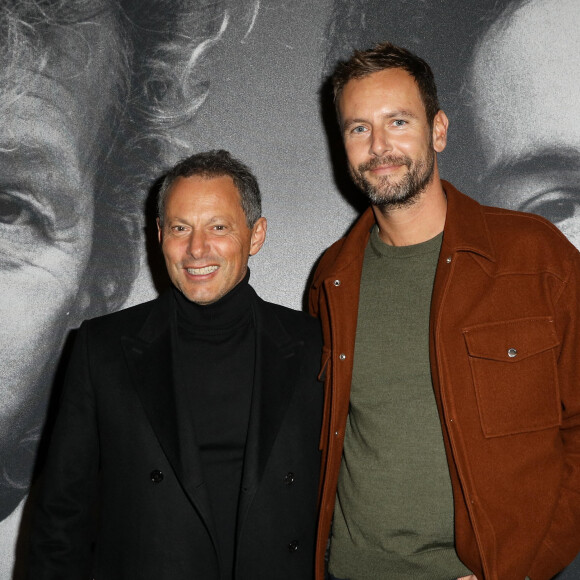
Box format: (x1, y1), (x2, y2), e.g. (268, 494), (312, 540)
(520, 189), (579, 225)
(351, 125), (367, 134)
(213, 224), (227, 231)
(393, 119), (407, 127)
(0, 190), (40, 227)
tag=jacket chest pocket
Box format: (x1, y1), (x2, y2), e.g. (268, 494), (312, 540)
(463, 317), (561, 437)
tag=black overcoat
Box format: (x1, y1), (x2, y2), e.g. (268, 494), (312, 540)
(28, 289), (323, 579)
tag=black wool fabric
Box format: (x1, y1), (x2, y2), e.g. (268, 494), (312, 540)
(173, 272), (255, 579)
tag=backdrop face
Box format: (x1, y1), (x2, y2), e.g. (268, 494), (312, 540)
(1, 0), (579, 577)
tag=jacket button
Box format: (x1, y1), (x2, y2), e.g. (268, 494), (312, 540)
(284, 472), (295, 485)
(287, 540), (299, 552)
(150, 470), (164, 483)
(333, 279), (341, 286)
(507, 348), (518, 358)
(445, 256), (452, 263)
(339, 353), (346, 360)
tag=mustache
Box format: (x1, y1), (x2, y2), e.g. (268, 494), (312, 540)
(358, 155), (412, 172)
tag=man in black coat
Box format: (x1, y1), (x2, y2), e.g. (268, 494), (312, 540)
(27, 150), (323, 579)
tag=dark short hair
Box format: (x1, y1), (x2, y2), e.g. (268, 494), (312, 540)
(157, 149), (262, 228)
(332, 41), (440, 127)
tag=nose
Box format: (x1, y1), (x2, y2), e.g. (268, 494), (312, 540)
(369, 127), (391, 157)
(187, 229), (209, 259)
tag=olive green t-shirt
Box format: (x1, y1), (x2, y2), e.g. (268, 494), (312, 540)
(329, 227), (471, 580)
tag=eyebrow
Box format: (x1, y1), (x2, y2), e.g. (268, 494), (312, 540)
(166, 215), (233, 224)
(386, 109), (419, 120)
(0, 140), (60, 167)
(484, 147), (580, 182)
(0, 139), (85, 223)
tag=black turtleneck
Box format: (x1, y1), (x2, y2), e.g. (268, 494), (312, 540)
(173, 271), (255, 580)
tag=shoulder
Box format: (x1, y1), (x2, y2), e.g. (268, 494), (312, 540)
(80, 295), (164, 339)
(312, 207), (375, 286)
(482, 204), (579, 266)
(256, 297), (321, 342)
(314, 238), (347, 283)
(445, 182), (579, 273)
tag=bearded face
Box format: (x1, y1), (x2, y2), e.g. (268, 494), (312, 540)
(349, 146), (435, 208)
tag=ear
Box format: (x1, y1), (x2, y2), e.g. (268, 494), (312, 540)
(249, 217), (267, 256)
(432, 110), (449, 153)
(157, 217), (163, 244)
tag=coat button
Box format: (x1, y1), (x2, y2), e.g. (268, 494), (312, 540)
(507, 348), (518, 358)
(150, 470), (164, 483)
(339, 353), (346, 360)
(333, 279), (341, 286)
(445, 256), (452, 264)
(283, 472), (295, 485)
(287, 540), (299, 552)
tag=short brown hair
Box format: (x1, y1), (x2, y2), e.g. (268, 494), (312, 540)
(332, 41), (440, 126)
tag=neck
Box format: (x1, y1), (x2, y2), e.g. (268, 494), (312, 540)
(173, 269), (254, 331)
(373, 173), (447, 247)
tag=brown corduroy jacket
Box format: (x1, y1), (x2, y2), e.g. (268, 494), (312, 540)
(309, 181), (580, 580)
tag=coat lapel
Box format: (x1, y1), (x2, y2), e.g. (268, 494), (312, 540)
(121, 292), (218, 552)
(238, 297), (303, 526)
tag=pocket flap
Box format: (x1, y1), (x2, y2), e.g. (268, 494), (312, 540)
(463, 317), (559, 362)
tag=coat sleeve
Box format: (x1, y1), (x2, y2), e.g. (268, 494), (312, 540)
(27, 322), (99, 580)
(529, 250), (580, 579)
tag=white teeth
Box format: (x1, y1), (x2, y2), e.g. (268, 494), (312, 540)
(186, 265), (218, 275)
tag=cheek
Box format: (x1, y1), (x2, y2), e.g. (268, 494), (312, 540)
(215, 238), (247, 269)
(0, 245), (87, 317)
(344, 139), (366, 162)
(0, 256), (84, 421)
(162, 240), (184, 265)
(399, 133), (424, 153)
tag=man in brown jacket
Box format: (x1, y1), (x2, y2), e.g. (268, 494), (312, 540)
(310, 42), (580, 580)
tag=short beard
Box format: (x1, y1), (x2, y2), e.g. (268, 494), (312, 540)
(350, 148), (435, 209)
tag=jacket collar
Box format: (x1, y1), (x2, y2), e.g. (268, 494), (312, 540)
(440, 181), (495, 262)
(314, 180), (495, 285)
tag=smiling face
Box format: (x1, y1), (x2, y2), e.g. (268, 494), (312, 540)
(470, 0), (580, 247)
(338, 68), (447, 208)
(158, 174), (266, 305)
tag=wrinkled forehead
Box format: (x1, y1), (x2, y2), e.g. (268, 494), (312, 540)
(0, 2), (125, 160)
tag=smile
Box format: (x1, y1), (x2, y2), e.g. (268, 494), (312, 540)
(186, 265), (219, 275)
(370, 164), (403, 173)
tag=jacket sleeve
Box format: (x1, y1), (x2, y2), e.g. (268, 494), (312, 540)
(27, 322), (99, 580)
(529, 250), (580, 579)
